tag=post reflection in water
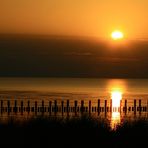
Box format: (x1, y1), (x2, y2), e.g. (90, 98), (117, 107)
(111, 90), (122, 129)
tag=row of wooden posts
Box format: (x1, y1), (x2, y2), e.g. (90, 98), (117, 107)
(0, 99), (147, 114)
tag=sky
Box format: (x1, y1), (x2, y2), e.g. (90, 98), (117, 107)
(0, 1), (148, 78)
(0, 0), (148, 39)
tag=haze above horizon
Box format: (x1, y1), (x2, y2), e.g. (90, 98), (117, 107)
(0, 0), (148, 39)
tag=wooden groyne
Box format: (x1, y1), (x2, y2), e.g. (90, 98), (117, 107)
(0, 99), (147, 115)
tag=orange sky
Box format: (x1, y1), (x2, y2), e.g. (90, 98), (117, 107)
(0, 0), (148, 39)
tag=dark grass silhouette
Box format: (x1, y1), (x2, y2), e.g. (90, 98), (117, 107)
(0, 115), (147, 148)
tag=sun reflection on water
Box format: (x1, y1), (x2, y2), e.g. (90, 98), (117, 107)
(107, 79), (126, 129)
(111, 112), (121, 129)
(108, 79), (126, 129)
(111, 90), (122, 129)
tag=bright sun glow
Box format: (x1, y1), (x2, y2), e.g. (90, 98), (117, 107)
(111, 31), (124, 40)
(111, 91), (122, 108)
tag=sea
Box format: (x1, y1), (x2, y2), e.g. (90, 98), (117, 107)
(0, 78), (147, 128)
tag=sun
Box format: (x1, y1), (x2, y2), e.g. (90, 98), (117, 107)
(111, 31), (124, 40)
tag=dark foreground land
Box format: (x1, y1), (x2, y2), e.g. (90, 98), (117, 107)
(0, 116), (147, 148)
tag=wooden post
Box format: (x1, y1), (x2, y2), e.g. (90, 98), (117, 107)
(49, 101), (52, 115)
(124, 100), (127, 113)
(139, 99), (141, 113)
(134, 99), (136, 114)
(61, 101), (64, 116)
(120, 100), (122, 112)
(42, 100), (44, 113)
(21, 101), (23, 112)
(14, 100), (17, 113)
(27, 101), (30, 113)
(31, 107), (34, 112)
(81, 100), (84, 113)
(94, 107), (96, 112)
(66, 100), (69, 117)
(74, 100), (77, 114)
(147, 99), (148, 112)
(66, 100), (69, 112)
(115, 107), (117, 112)
(54, 100), (57, 114)
(7, 100), (10, 108)
(110, 99), (112, 112)
(105, 100), (107, 113)
(118, 107), (120, 112)
(107, 107), (109, 112)
(7, 100), (10, 113)
(98, 99), (100, 113)
(1, 100), (3, 109)
(86, 107), (88, 112)
(35, 101), (37, 110)
(89, 100), (91, 114)
(35, 101), (37, 113)
(15, 100), (17, 107)
(27, 101), (30, 107)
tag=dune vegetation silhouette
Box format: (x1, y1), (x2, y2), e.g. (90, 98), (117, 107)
(0, 115), (147, 147)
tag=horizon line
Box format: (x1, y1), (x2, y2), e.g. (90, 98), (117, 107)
(0, 33), (148, 42)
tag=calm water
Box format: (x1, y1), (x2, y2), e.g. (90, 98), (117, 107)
(0, 77), (148, 93)
(0, 78), (147, 128)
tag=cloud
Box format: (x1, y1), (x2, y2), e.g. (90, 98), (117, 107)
(64, 52), (93, 56)
(0, 35), (148, 78)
